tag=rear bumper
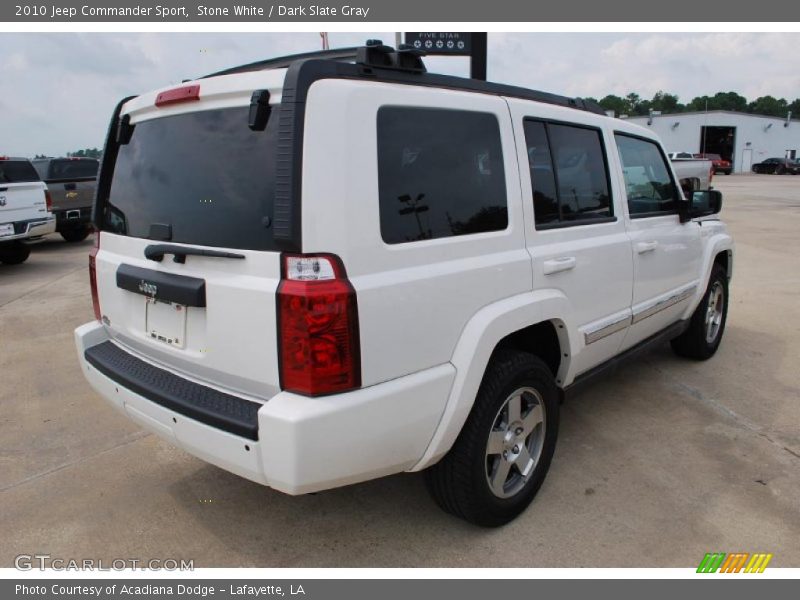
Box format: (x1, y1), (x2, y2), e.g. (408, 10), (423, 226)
(75, 321), (454, 494)
(54, 207), (91, 229)
(0, 217), (56, 241)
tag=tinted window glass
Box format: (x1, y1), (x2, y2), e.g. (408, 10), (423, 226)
(0, 160), (40, 183)
(549, 124), (611, 221)
(523, 121), (559, 225)
(105, 107), (279, 251)
(49, 159), (99, 179)
(377, 107), (507, 244)
(615, 134), (678, 216)
(523, 120), (612, 226)
(31, 161), (48, 179)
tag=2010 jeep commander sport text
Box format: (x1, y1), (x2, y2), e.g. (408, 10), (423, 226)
(75, 42), (733, 526)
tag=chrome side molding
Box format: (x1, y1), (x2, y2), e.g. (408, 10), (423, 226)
(584, 284), (698, 345)
(632, 285), (697, 325)
(584, 314), (631, 345)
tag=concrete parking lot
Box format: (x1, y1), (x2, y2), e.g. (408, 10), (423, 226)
(1, 174), (798, 568)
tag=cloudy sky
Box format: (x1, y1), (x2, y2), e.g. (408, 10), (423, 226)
(1, 32), (798, 157)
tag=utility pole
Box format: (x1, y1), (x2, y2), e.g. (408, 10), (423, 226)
(470, 33), (487, 81)
(702, 98), (708, 154)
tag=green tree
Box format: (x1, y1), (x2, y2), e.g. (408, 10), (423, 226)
(625, 92), (649, 115)
(712, 91), (748, 112)
(67, 148), (102, 159)
(687, 91), (748, 113)
(649, 91), (683, 113)
(597, 94), (628, 116)
(748, 96), (788, 117)
(686, 95), (710, 112)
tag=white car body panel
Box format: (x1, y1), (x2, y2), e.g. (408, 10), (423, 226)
(0, 178), (55, 241)
(301, 79), (531, 386)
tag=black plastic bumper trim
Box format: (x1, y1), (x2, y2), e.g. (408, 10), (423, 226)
(85, 341), (260, 440)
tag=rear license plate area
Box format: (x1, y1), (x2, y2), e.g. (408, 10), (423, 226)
(145, 298), (187, 348)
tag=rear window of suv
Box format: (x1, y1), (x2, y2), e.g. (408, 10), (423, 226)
(377, 106), (508, 244)
(0, 160), (40, 184)
(103, 106), (279, 251)
(48, 159), (99, 180)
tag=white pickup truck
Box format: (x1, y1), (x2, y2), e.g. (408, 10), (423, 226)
(0, 156), (55, 264)
(75, 43), (734, 527)
(668, 153), (714, 193)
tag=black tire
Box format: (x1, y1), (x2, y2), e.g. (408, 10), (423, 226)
(0, 241), (31, 265)
(776, 165), (785, 175)
(60, 226), (90, 243)
(424, 350), (560, 527)
(671, 264), (728, 360)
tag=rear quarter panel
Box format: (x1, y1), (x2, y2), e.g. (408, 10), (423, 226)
(301, 79), (531, 387)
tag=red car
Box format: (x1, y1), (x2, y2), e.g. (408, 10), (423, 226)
(694, 153), (732, 175)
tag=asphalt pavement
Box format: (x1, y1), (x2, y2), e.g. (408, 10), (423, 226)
(1, 174), (798, 567)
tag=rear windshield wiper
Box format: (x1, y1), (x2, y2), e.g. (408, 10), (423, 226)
(145, 244), (245, 264)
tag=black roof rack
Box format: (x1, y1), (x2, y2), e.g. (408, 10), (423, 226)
(202, 47), (361, 79)
(201, 41), (606, 117)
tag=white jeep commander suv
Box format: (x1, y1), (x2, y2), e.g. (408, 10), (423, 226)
(75, 42), (733, 526)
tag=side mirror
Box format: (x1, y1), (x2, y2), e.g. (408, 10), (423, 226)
(681, 189), (722, 221)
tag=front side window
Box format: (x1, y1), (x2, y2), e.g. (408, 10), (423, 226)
(377, 106), (508, 244)
(523, 120), (612, 227)
(615, 134), (679, 217)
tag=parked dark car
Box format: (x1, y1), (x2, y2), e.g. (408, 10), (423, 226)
(694, 153), (732, 175)
(751, 157), (800, 175)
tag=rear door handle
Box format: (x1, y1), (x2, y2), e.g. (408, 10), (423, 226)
(542, 256), (577, 275)
(64, 183), (77, 191)
(636, 241), (659, 254)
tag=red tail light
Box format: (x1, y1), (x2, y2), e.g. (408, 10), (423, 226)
(89, 232), (101, 321)
(277, 254), (361, 396)
(44, 189), (53, 212)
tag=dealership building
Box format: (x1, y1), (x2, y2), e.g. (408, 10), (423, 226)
(625, 110), (800, 173)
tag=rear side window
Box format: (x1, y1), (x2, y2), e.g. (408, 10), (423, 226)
(104, 107), (279, 251)
(377, 106), (508, 244)
(0, 160), (40, 184)
(615, 134), (679, 217)
(523, 120), (612, 228)
(48, 159), (99, 180)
